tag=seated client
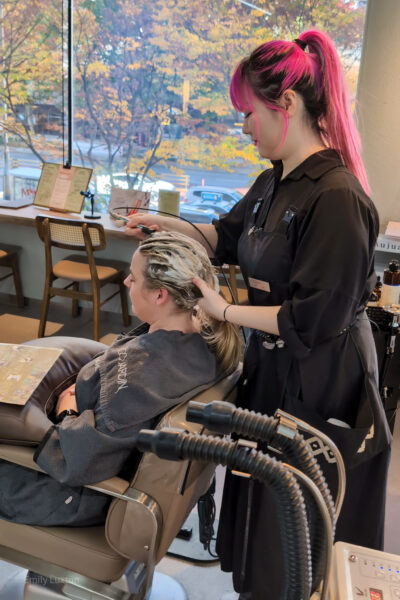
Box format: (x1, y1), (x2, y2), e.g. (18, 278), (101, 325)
(0, 231), (240, 527)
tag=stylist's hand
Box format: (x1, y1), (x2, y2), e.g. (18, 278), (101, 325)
(192, 277), (229, 321)
(56, 384), (78, 415)
(124, 213), (162, 239)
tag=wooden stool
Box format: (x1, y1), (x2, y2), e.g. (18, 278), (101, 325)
(0, 244), (24, 307)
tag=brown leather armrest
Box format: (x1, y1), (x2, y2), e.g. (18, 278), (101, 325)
(86, 477), (130, 497)
(0, 444), (44, 472)
(0, 443), (130, 498)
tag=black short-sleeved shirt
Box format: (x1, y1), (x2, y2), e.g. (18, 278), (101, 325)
(215, 149), (378, 351)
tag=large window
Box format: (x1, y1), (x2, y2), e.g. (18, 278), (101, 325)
(0, 0), (368, 217)
(0, 0), (63, 202)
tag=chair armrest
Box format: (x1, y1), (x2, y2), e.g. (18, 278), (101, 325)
(0, 444), (44, 472)
(86, 478), (131, 499)
(0, 443), (131, 500)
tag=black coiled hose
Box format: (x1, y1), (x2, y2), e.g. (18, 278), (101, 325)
(187, 401), (336, 592)
(137, 429), (312, 600)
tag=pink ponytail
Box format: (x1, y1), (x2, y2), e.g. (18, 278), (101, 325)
(230, 29), (369, 194)
(299, 30), (369, 194)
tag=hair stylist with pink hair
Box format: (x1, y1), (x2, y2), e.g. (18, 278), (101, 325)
(126, 30), (391, 599)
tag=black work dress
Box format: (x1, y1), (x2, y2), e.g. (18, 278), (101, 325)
(214, 150), (392, 599)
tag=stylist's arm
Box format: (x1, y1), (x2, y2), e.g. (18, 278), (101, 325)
(125, 213), (218, 257)
(192, 277), (280, 336)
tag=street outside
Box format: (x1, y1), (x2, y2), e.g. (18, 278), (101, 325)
(0, 142), (257, 198)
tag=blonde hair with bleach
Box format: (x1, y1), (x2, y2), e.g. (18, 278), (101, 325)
(138, 231), (240, 373)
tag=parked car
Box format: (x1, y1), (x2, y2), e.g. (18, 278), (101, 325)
(183, 185), (243, 215)
(148, 196), (218, 223)
(179, 204), (219, 224)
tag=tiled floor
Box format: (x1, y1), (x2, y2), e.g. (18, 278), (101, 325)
(0, 297), (399, 599)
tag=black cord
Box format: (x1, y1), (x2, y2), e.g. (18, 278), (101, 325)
(113, 205), (248, 343)
(197, 487), (218, 557)
(368, 318), (380, 333)
(136, 429), (313, 599)
(114, 204), (217, 266)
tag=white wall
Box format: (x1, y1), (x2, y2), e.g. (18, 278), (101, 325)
(357, 0), (400, 231)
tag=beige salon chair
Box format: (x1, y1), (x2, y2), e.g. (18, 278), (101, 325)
(0, 243), (24, 307)
(0, 366), (240, 600)
(36, 215), (131, 341)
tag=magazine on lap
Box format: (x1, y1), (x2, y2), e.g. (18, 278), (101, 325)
(0, 344), (62, 406)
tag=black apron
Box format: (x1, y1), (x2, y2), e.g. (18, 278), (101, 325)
(215, 153), (392, 599)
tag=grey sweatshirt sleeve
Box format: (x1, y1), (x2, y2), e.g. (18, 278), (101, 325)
(34, 410), (138, 486)
(34, 331), (222, 487)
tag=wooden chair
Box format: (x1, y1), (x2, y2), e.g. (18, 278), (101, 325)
(0, 243), (24, 307)
(219, 264), (248, 305)
(36, 215), (131, 341)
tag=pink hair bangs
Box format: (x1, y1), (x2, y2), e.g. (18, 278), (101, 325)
(229, 49), (292, 154)
(229, 63), (251, 113)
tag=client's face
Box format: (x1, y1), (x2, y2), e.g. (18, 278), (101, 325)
(124, 251), (156, 322)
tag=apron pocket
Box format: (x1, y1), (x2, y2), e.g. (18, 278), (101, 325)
(282, 393), (370, 469)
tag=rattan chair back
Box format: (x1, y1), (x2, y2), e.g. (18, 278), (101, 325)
(36, 215), (106, 252)
(34, 214), (130, 340)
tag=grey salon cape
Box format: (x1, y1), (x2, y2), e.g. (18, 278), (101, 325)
(0, 329), (223, 526)
(214, 150), (392, 599)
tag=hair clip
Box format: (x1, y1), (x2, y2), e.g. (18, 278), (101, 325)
(293, 38), (307, 51)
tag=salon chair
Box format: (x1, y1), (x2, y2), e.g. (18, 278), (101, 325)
(0, 350), (240, 600)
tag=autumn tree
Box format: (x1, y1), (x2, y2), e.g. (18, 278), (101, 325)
(0, 0), (367, 192)
(0, 0), (63, 163)
(74, 0), (366, 189)
(72, 0), (267, 185)
(147, 0), (366, 177)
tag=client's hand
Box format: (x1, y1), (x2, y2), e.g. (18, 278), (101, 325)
(56, 384), (78, 415)
(192, 277), (229, 321)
